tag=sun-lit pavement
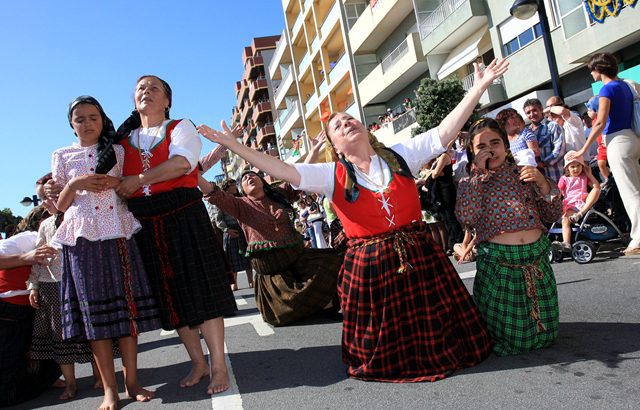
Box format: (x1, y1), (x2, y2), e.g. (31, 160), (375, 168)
(15, 253), (640, 410)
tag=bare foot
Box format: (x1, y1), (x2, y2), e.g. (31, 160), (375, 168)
(52, 378), (66, 388)
(59, 383), (77, 400)
(125, 384), (154, 402)
(180, 363), (209, 388)
(99, 387), (119, 410)
(207, 367), (229, 395)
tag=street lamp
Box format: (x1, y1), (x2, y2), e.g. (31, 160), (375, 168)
(510, 0), (562, 98)
(20, 195), (40, 207)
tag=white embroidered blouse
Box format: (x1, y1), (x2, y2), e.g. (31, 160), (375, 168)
(50, 143), (141, 247)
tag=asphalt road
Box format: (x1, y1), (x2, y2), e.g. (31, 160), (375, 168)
(12, 252), (640, 410)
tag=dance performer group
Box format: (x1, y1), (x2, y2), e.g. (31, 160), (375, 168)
(2, 56), (591, 409)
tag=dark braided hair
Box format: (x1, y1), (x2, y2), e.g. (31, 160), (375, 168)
(68, 96), (118, 174)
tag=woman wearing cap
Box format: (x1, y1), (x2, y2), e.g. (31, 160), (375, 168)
(115, 76), (237, 394)
(199, 171), (342, 326)
(571, 53), (640, 256)
(198, 58), (509, 382)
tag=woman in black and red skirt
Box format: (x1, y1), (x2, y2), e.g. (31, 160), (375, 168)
(198, 59), (509, 382)
(115, 75), (237, 395)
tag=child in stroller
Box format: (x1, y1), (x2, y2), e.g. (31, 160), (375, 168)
(551, 151), (601, 252)
(549, 169), (630, 263)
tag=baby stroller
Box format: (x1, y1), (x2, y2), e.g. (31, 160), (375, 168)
(548, 176), (630, 264)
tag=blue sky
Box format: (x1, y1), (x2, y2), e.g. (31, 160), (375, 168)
(0, 0), (284, 218)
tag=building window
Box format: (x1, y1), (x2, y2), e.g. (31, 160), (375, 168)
(552, 0), (591, 39)
(345, 2), (367, 30)
(502, 23), (543, 57)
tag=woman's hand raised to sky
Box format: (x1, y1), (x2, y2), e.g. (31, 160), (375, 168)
(197, 121), (239, 147)
(474, 58), (509, 91)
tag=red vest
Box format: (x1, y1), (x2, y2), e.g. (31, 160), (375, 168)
(0, 266), (31, 305)
(122, 119), (199, 198)
(331, 161), (422, 238)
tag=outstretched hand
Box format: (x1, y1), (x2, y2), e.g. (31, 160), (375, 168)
(474, 58), (509, 90)
(310, 130), (326, 152)
(197, 121), (238, 147)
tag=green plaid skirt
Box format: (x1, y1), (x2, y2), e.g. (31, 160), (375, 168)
(474, 236), (559, 356)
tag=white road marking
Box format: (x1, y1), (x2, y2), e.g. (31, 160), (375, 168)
(458, 270), (477, 280)
(235, 297), (248, 306)
(159, 329), (176, 336)
(205, 342), (243, 409)
(224, 312), (274, 336)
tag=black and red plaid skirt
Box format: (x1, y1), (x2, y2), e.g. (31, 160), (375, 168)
(128, 188), (237, 330)
(340, 221), (492, 382)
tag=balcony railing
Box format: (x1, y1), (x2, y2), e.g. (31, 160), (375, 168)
(257, 123), (276, 145)
(392, 109), (417, 134)
(252, 101), (272, 123)
(298, 51), (312, 75)
(274, 69), (292, 104)
(461, 72), (474, 91)
(249, 78), (268, 101)
(305, 93), (319, 113)
(381, 38), (409, 74)
(292, 12), (304, 37)
(320, 1), (340, 38)
(419, 0), (467, 39)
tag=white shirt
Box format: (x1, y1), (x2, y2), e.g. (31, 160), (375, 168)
(563, 113), (589, 160)
(51, 144), (141, 247)
(293, 128), (445, 198)
(0, 231), (36, 298)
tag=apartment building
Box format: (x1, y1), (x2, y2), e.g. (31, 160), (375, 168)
(485, 0), (640, 116)
(270, 0), (362, 163)
(344, 0), (640, 143)
(226, 35), (281, 181)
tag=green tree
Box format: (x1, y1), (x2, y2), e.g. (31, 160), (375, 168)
(0, 208), (22, 236)
(412, 77), (479, 136)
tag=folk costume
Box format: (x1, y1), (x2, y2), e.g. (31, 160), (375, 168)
(28, 215), (94, 364)
(294, 128), (492, 382)
(51, 143), (161, 340)
(206, 182), (342, 326)
(0, 232), (62, 407)
(122, 119), (237, 329)
(456, 162), (563, 356)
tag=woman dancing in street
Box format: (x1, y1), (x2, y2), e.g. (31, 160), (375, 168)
(197, 58), (509, 382)
(200, 171), (342, 326)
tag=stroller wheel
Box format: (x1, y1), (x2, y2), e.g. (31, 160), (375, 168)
(572, 240), (596, 264)
(549, 248), (563, 263)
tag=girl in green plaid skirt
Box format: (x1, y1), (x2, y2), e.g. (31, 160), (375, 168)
(456, 119), (563, 356)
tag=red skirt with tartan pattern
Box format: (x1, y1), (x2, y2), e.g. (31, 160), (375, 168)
(339, 221), (492, 382)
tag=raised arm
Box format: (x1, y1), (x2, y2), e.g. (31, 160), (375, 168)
(438, 58), (509, 146)
(198, 121), (301, 186)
